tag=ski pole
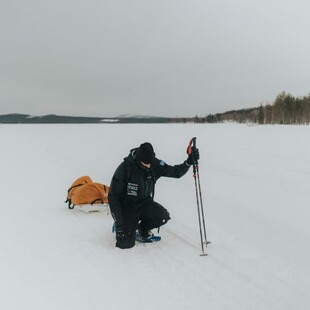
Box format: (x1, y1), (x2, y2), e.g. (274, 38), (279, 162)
(192, 138), (210, 247)
(187, 137), (210, 256)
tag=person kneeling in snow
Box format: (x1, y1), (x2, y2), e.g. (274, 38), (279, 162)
(108, 142), (199, 249)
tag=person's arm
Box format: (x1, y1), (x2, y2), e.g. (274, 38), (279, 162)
(108, 162), (127, 230)
(153, 158), (189, 179)
(153, 147), (199, 179)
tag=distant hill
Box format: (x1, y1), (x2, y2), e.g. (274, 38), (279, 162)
(0, 113), (170, 124)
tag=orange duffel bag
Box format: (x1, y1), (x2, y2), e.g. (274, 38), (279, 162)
(65, 176), (109, 209)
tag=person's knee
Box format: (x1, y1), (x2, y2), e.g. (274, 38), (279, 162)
(161, 209), (171, 225)
(140, 202), (171, 229)
(154, 208), (170, 228)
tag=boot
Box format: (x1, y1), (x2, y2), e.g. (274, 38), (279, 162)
(138, 224), (153, 241)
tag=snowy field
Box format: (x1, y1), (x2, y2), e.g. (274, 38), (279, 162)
(1, 123), (309, 310)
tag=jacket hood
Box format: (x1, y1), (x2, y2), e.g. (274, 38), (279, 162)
(125, 148), (153, 171)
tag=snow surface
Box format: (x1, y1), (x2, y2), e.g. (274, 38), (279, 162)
(1, 123), (310, 310)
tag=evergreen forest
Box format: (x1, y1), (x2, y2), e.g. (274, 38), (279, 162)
(204, 92), (310, 125)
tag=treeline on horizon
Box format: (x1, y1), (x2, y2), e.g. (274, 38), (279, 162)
(171, 92), (310, 125)
(2, 92), (310, 124)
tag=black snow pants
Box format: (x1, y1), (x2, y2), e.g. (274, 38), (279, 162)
(116, 200), (170, 249)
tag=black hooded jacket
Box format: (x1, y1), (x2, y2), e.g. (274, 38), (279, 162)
(108, 148), (190, 228)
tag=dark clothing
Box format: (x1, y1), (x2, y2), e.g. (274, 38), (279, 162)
(108, 148), (190, 248)
(115, 200), (171, 249)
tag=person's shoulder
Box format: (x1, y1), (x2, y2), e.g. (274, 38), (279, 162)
(153, 158), (167, 169)
(114, 159), (128, 174)
(119, 156), (137, 175)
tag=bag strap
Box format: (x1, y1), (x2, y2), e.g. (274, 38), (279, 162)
(66, 183), (85, 209)
(67, 183), (84, 194)
(90, 198), (104, 205)
(103, 185), (108, 194)
(65, 198), (75, 209)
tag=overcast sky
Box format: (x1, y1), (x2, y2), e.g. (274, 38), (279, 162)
(1, 0), (310, 117)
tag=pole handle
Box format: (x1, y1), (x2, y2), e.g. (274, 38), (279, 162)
(187, 137), (199, 167)
(187, 137), (197, 155)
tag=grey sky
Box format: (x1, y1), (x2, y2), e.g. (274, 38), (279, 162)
(1, 0), (310, 117)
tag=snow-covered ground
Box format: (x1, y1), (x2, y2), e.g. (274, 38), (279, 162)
(1, 123), (309, 310)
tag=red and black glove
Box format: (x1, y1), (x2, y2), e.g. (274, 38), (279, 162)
(186, 147), (200, 165)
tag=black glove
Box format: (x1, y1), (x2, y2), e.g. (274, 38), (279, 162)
(186, 147), (200, 165)
(115, 223), (129, 241)
(115, 223), (134, 249)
